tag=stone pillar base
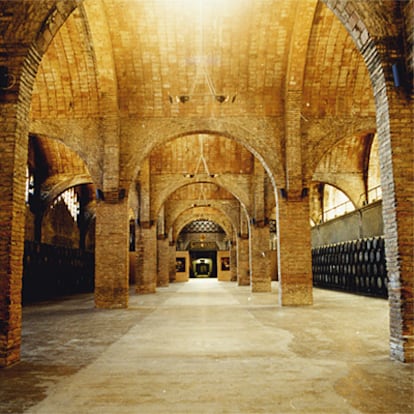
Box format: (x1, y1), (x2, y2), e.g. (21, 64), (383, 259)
(0, 330), (21, 368)
(95, 287), (129, 309)
(279, 282), (313, 306)
(136, 284), (156, 294)
(252, 280), (271, 292)
(238, 272), (251, 286)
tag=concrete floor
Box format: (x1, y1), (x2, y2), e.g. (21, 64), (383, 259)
(0, 280), (413, 414)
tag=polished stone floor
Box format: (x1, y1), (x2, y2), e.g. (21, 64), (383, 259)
(0, 279), (413, 414)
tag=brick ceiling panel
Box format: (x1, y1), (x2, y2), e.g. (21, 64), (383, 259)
(150, 134), (254, 175)
(314, 133), (370, 175)
(102, 0), (295, 117)
(31, 135), (90, 182)
(169, 183), (234, 201)
(30, 7), (100, 119)
(302, 3), (376, 118)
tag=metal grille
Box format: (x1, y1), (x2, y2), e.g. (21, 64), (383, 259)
(182, 220), (224, 233)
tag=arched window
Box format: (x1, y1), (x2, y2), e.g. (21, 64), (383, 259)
(52, 187), (80, 221)
(25, 167), (35, 204)
(367, 133), (382, 203)
(323, 184), (355, 221)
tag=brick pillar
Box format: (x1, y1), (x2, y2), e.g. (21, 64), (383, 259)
(95, 200), (129, 309)
(377, 84), (414, 362)
(278, 197), (313, 305)
(323, 0), (413, 363)
(230, 243), (237, 282)
(0, 118), (27, 367)
(250, 225), (271, 292)
(136, 225), (157, 294)
(134, 225), (144, 287)
(157, 237), (169, 287)
(169, 242), (176, 282)
(237, 237), (250, 286)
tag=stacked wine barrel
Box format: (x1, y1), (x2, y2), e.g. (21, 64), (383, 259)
(22, 241), (95, 303)
(312, 237), (388, 298)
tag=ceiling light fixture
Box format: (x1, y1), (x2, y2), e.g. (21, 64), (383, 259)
(183, 136), (219, 178)
(168, 0), (237, 105)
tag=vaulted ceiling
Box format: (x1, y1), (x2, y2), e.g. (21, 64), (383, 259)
(30, 0), (377, 120)
(1, 0), (406, 229)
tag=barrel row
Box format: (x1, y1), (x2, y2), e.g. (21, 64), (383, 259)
(312, 237), (388, 298)
(23, 241), (95, 303)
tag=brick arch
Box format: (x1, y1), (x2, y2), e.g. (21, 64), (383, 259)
(153, 180), (250, 223)
(316, 181), (356, 209)
(41, 174), (93, 208)
(30, 122), (101, 187)
(305, 120), (376, 185)
(311, 130), (376, 207)
(172, 206), (235, 243)
(323, 0), (413, 362)
(124, 117), (285, 191)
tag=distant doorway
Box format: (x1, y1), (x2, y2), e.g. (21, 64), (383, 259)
(190, 250), (217, 278)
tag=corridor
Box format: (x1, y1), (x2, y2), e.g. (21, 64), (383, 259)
(1, 280), (413, 414)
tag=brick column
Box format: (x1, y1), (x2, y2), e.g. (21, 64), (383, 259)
(278, 197), (313, 305)
(134, 225), (144, 287)
(95, 200), (129, 309)
(377, 82), (414, 363)
(0, 115), (27, 367)
(230, 243), (237, 282)
(157, 237), (169, 287)
(237, 237), (250, 286)
(136, 225), (157, 294)
(169, 242), (176, 282)
(250, 225), (271, 292)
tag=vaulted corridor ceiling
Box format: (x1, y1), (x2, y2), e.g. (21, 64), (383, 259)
(24, 0), (390, 229)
